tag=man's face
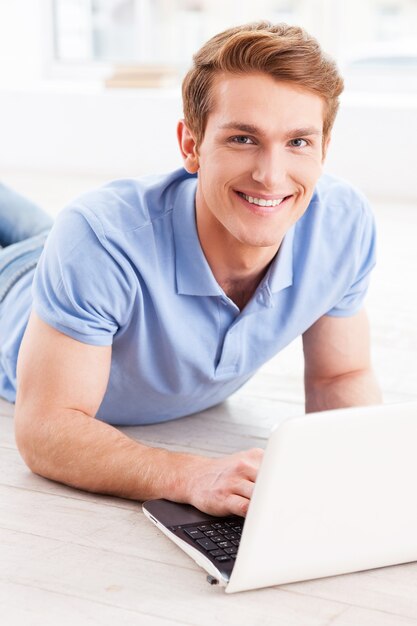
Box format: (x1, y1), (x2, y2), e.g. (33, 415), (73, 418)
(181, 72), (328, 255)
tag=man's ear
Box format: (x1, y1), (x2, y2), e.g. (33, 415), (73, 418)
(322, 134), (331, 162)
(177, 119), (199, 173)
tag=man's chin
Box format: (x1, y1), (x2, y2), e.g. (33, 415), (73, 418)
(236, 232), (287, 250)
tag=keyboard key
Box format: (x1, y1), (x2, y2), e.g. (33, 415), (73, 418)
(215, 555), (231, 562)
(231, 539), (240, 546)
(204, 529), (217, 537)
(196, 537), (218, 551)
(197, 525), (212, 532)
(184, 528), (205, 539)
(212, 536), (223, 543)
(224, 547), (238, 554)
(217, 541), (232, 549)
(209, 549), (225, 557)
(224, 533), (238, 540)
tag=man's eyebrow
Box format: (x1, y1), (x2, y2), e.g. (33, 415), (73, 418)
(286, 126), (322, 138)
(218, 122), (322, 138)
(218, 122), (263, 135)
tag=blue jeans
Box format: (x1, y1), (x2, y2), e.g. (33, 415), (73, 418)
(0, 183), (53, 304)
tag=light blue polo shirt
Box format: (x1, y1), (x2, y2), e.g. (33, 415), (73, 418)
(0, 168), (376, 424)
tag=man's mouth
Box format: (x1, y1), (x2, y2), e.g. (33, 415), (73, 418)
(236, 191), (291, 207)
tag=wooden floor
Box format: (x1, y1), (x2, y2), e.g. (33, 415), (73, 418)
(1, 173), (417, 625)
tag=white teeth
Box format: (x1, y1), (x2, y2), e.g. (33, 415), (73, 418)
(240, 193), (285, 207)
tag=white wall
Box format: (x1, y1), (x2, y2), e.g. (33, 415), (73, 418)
(0, 84), (183, 177)
(326, 93), (417, 202)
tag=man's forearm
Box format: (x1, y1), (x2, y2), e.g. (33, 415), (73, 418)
(15, 407), (196, 502)
(15, 407), (263, 517)
(305, 367), (382, 413)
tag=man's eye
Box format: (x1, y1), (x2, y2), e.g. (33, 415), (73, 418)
(231, 136), (254, 145)
(289, 138), (308, 148)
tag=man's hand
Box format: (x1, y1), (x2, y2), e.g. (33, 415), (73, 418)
(14, 312), (263, 516)
(184, 448), (264, 517)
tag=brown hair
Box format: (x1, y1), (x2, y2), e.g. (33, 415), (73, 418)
(182, 21), (344, 150)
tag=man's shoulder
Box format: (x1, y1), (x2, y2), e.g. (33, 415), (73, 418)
(294, 174), (375, 256)
(60, 167), (196, 236)
(312, 173), (372, 219)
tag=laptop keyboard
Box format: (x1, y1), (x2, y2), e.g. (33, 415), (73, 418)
(174, 518), (243, 566)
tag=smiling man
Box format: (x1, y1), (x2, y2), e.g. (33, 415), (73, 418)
(181, 74), (326, 310)
(1, 22), (381, 516)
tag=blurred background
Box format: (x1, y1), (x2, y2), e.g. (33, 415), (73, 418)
(0, 0), (416, 404)
(0, 0), (416, 206)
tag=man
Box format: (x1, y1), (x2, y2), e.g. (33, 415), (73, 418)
(1, 22), (381, 517)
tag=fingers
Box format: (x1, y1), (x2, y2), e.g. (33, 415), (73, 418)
(223, 450), (263, 515)
(233, 447), (264, 481)
(225, 493), (251, 517)
(188, 447), (265, 517)
(225, 457), (257, 488)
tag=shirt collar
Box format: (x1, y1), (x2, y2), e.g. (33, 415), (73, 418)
(265, 224), (295, 294)
(241, 225), (294, 313)
(172, 172), (295, 300)
(172, 174), (223, 297)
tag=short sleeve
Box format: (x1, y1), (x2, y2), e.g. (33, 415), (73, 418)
(326, 200), (377, 317)
(32, 206), (136, 345)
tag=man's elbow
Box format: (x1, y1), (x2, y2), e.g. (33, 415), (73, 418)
(14, 408), (48, 475)
(305, 366), (383, 413)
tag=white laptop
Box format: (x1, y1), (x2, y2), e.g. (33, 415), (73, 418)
(142, 401), (417, 593)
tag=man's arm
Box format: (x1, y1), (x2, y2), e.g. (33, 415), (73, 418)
(14, 312), (262, 517)
(302, 309), (382, 413)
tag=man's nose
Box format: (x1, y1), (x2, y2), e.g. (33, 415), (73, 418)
(251, 148), (287, 190)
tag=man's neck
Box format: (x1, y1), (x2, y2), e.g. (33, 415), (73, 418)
(220, 272), (267, 310)
(196, 222), (281, 310)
